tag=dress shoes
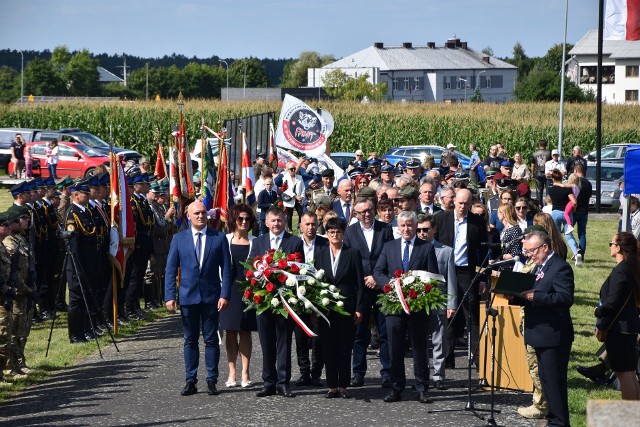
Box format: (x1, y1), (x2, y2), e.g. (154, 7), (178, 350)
(432, 380), (448, 390)
(256, 386), (277, 397)
(349, 375), (364, 387)
(445, 360), (456, 369)
(310, 377), (324, 387)
(276, 385), (295, 397)
(576, 365), (606, 385)
(381, 376), (392, 388)
(295, 375), (312, 386)
(341, 390), (350, 399)
(70, 335), (88, 344)
(383, 390), (402, 403)
(40, 310), (54, 320)
(325, 390), (340, 399)
(207, 381), (219, 395)
(418, 391), (433, 404)
(181, 381), (197, 396)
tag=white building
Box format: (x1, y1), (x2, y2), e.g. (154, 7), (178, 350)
(568, 30), (640, 104)
(308, 38), (518, 103)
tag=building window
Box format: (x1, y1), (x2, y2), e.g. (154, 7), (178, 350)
(444, 78), (451, 90)
(393, 79), (398, 91)
(490, 75), (503, 89)
(580, 65), (615, 84)
(625, 90), (639, 102)
(413, 77), (422, 91)
(626, 66), (639, 77)
(403, 78), (410, 91)
(457, 77), (467, 89)
(480, 76), (491, 88)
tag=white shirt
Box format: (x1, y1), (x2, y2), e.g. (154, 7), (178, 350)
(545, 159), (565, 175)
(191, 227), (207, 268)
(399, 235), (416, 262)
(359, 222), (374, 252)
(269, 231), (285, 250)
(340, 200), (351, 219)
(330, 244), (343, 277)
(303, 237), (316, 263)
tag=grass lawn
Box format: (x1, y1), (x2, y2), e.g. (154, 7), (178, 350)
(0, 187), (628, 425)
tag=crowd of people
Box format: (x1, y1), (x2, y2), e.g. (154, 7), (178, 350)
(1, 139), (638, 427)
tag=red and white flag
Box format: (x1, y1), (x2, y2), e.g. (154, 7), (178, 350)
(109, 153), (135, 278)
(154, 144), (167, 180)
(605, 0), (640, 40)
(241, 132), (256, 206)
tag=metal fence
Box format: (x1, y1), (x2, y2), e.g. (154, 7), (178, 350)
(223, 111), (276, 174)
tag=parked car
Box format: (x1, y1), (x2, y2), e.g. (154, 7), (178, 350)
(382, 145), (471, 169)
(586, 161), (623, 209)
(329, 152), (356, 171)
(0, 128), (44, 174)
(33, 128), (141, 162)
(9, 141), (111, 178)
(587, 144), (632, 163)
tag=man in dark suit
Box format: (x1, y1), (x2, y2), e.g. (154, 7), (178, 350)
(373, 211), (439, 403)
(418, 180), (442, 214)
(249, 206), (304, 398)
(434, 188), (488, 367)
(344, 197), (394, 388)
(165, 201), (233, 397)
(332, 178), (354, 223)
(517, 230), (574, 427)
(294, 211), (327, 387)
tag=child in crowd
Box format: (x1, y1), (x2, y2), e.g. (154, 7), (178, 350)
(562, 173), (581, 234)
(542, 195), (553, 215)
(24, 146), (33, 178)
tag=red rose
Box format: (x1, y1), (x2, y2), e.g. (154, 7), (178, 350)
(408, 289), (418, 299)
(266, 283), (275, 293)
(265, 255), (273, 264)
(295, 253), (303, 262)
(278, 274), (287, 283)
(383, 284), (392, 294)
(424, 284), (433, 292)
(278, 259), (288, 269)
(264, 268), (273, 279)
(287, 253), (297, 261)
(250, 278), (258, 286)
(282, 182), (288, 191)
(268, 249), (276, 254)
(290, 264), (300, 274)
(246, 270), (254, 279)
(244, 290), (252, 299)
(278, 201), (283, 207)
(394, 269), (403, 278)
(254, 255), (261, 261)
(254, 294), (262, 304)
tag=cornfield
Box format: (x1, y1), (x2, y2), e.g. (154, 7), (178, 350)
(0, 100), (638, 161)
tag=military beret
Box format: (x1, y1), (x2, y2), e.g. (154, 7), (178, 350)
(381, 165), (395, 173)
(358, 186), (377, 197)
(397, 186), (418, 200)
(0, 211), (10, 226)
(321, 169), (335, 178)
(56, 175), (74, 189)
(523, 224), (548, 235)
(9, 181), (27, 197)
(405, 158), (421, 169)
(51, 191), (62, 198)
(517, 182), (531, 197)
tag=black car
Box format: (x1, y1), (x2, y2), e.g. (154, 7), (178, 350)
(33, 128), (141, 162)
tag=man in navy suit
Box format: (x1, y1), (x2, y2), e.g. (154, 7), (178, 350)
(332, 178), (354, 223)
(249, 206), (304, 398)
(344, 197), (394, 388)
(517, 230), (574, 427)
(165, 201), (233, 396)
(373, 211), (439, 404)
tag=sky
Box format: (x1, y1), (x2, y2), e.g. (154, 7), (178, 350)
(2, 0), (598, 61)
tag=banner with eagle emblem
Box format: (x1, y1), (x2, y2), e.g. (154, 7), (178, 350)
(275, 94), (329, 157)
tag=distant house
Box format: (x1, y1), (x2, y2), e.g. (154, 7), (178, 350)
(568, 30), (640, 104)
(307, 37), (518, 103)
(97, 66), (124, 85)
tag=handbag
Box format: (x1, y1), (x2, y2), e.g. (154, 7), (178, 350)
(595, 292), (632, 342)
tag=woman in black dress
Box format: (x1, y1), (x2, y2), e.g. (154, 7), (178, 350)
(315, 217), (364, 399)
(220, 204), (257, 388)
(595, 232), (640, 400)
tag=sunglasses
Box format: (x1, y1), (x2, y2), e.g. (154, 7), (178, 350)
(609, 241), (618, 247)
(288, 168), (296, 171)
(236, 216), (251, 223)
(515, 206), (527, 210)
(417, 227), (430, 233)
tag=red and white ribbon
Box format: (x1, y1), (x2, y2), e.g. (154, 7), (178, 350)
(394, 277), (411, 315)
(278, 289), (316, 337)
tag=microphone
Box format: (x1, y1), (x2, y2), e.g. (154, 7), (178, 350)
(488, 256), (520, 268)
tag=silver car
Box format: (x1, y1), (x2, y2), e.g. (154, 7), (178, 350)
(586, 162), (623, 209)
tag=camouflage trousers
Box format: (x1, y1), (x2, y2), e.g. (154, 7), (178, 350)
(144, 253), (167, 304)
(525, 344), (547, 411)
(0, 303), (15, 371)
(11, 295), (33, 368)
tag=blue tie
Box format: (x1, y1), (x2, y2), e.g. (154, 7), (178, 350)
(344, 203), (350, 220)
(402, 240), (410, 272)
(195, 232), (202, 267)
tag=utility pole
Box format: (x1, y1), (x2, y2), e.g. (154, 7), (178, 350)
(117, 55), (129, 87)
(18, 50), (24, 104)
(145, 62), (149, 101)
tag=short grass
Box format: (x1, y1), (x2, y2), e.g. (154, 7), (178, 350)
(0, 185), (625, 424)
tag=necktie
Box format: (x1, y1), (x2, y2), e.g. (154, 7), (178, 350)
(402, 240), (410, 272)
(195, 232), (202, 267)
(271, 236), (280, 250)
(345, 203), (350, 220)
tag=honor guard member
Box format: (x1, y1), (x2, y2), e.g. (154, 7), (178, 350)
(98, 172), (112, 224)
(320, 168), (338, 200)
(404, 158), (423, 183)
(306, 174), (325, 212)
(367, 158), (382, 180)
(39, 177), (61, 319)
(371, 165), (396, 190)
(4, 204), (36, 374)
(88, 175), (110, 332)
(144, 182), (169, 308)
(28, 178), (47, 323)
(64, 178), (99, 343)
(55, 175), (73, 221)
(0, 210), (18, 384)
(124, 171), (155, 320)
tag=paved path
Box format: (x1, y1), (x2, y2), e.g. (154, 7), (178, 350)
(1, 315), (540, 427)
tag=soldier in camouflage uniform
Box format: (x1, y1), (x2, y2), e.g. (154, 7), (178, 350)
(0, 211), (17, 384)
(4, 204), (36, 375)
(55, 175), (73, 222)
(305, 174), (324, 212)
(144, 182), (170, 309)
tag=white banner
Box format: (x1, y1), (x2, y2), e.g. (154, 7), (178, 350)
(275, 94), (328, 157)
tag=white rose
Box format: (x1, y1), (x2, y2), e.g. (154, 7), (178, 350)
(329, 285), (337, 292)
(336, 301), (344, 307)
(298, 286), (306, 296)
(315, 269), (325, 279)
(321, 282), (329, 288)
(403, 276), (416, 285)
(321, 297), (330, 306)
(411, 271), (421, 277)
(307, 277), (316, 285)
(288, 297), (298, 305)
(300, 268), (308, 275)
(320, 289), (328, 295)
(286, 277), (296, 287)
(271, 297), (280, 307)
(254, 270), (263, 279)
(304, 300), (312, 309)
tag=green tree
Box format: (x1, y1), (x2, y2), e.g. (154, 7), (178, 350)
(321, 69), (387, 101)
(51, 45), (72, 72)
(514, 69), (592, 102)
(0, 66), (18, 103)
(65, 49), (100, 96)
(469, 85), (483, 103)
(539, 43), (574, 73)
(23, 58), (66, 96)
(481, 46), (494, 56)
(229, 58), (269, 88)
(280, 51), (335, 87)
(181, 62), (219, 98)
(507, 42), (535, 82)
(101, 81), (140, 99)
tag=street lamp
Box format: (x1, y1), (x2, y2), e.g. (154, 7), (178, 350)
(243, 62), (247, 99)
(219, 59), (229, 102)
(458, 77), (468, 102)
(476, 70), (486, 90)
(18, 50), (23, 104)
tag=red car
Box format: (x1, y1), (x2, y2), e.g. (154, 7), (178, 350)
(9, 141), (110, 178)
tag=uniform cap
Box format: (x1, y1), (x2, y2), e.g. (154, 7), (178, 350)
(397, 186), (418, 200)
(7, 204), (29, 222)
(358, 186), (377, 197)
(9, 181), (27, 197)
(405, 158), (421, 169)
(56, 175), (74, 189)
(0, 211), (10, 225)
(523, 224), (548, 235)
(381, 165), (395, 173)
(315, 195), (332, 208)
(367, 158), (382, 167)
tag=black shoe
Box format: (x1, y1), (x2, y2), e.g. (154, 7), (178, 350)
(433, 380), (447, 390)
(310, 377), (324, 387)
(341, 390), (351, 399)
(419, 391), (433, 404)
(325, 390), (340, 399)
(207, 381), (219, 395)
(445, 360), (456, 369)
(349, 375), (364, 387)
(127, 311), (142, 321)
(136, 308), (151, 320)
(56, 302), (68, 312)
(576, 365), (606, 385)
(70, 335), (88, 344)
(32, 312), (43, 323)
(369, 341), (380, 350)
(384, 390), (402, 402)
(256, 386), (277, 397)
(105, 321), (115, 330)
(181, 381), (197, 396)
(117, 316), (129, 326)
(40, 311), (54, 320)
(276, 385), (295, 397)
(381, 376), (392, 388)
(295, 375), (312, 386)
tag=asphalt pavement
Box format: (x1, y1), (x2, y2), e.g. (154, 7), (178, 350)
(0, 314), (541, 427)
